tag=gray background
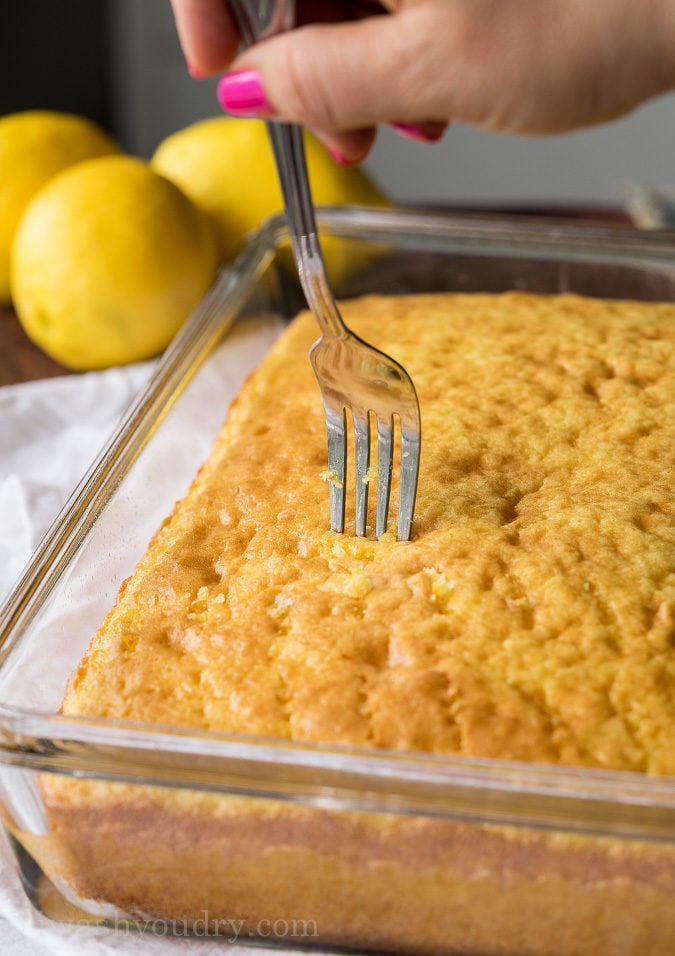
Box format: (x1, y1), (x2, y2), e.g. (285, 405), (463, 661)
(3, 0), (675, 210)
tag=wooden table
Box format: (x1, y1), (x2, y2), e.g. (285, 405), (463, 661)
(0, 305), (69, 386)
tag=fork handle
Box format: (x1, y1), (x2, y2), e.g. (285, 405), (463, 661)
(267, 122), (349, 340)
(227, 1), (347, 339)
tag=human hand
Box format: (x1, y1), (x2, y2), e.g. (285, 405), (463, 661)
(170, 0), (675, 164)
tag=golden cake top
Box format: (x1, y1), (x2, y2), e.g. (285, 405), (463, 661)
(63, 292), (675, 775)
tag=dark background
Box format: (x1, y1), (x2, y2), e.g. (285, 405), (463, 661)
(0, 0), (221, 157)
(0, 2), (111, 128)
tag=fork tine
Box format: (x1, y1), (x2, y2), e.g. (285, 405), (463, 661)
(397, 421), (421, 541)
(375, 414), (394, 538)
(326, 405), (347, 533)
(353, 410), (371, 536)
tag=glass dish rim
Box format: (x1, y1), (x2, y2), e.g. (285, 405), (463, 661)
(1, 204), (675, 842)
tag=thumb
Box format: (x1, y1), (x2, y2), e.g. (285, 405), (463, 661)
(217, 12), (447, 131)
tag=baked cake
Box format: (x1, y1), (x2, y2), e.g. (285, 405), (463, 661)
(37, 292), (675, 953)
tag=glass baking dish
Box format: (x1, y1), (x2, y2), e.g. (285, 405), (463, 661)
(1, 206), (674, 955)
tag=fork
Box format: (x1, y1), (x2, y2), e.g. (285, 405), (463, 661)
(228, 0), (421, 539)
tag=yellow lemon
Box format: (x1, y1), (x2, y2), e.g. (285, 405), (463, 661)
(11, 156), (219, 371)
(0, 110), (120, 304)
(151, 117), (389, 280)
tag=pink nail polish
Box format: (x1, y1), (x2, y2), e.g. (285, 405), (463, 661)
(217, 70), (274, 117)
(328, 147), (354, 167)
(390, 122), (442, 143)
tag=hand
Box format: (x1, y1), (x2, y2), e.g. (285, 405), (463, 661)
(170, 0), (675, 164)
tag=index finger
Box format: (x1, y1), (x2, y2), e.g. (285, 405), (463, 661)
(170, 0), (241, 76)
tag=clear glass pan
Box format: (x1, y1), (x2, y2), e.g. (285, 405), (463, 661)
(1, 206), (674, 954)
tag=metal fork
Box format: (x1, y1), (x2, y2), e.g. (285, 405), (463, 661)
(229, 0), (421, 539)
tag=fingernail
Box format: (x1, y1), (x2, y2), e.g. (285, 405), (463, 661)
(390, 122), (442, 143)
(187, 62), (206, 80)
(328, 147), (356, 167)
(217, 70), (275, 117)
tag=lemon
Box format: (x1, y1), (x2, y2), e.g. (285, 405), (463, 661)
(0, 110), (120, 304)
(11, 156), (219, 371)
(151, 117), (388, 279)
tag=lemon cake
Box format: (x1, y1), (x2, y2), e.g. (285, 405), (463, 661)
(39, 292), (675, 954)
